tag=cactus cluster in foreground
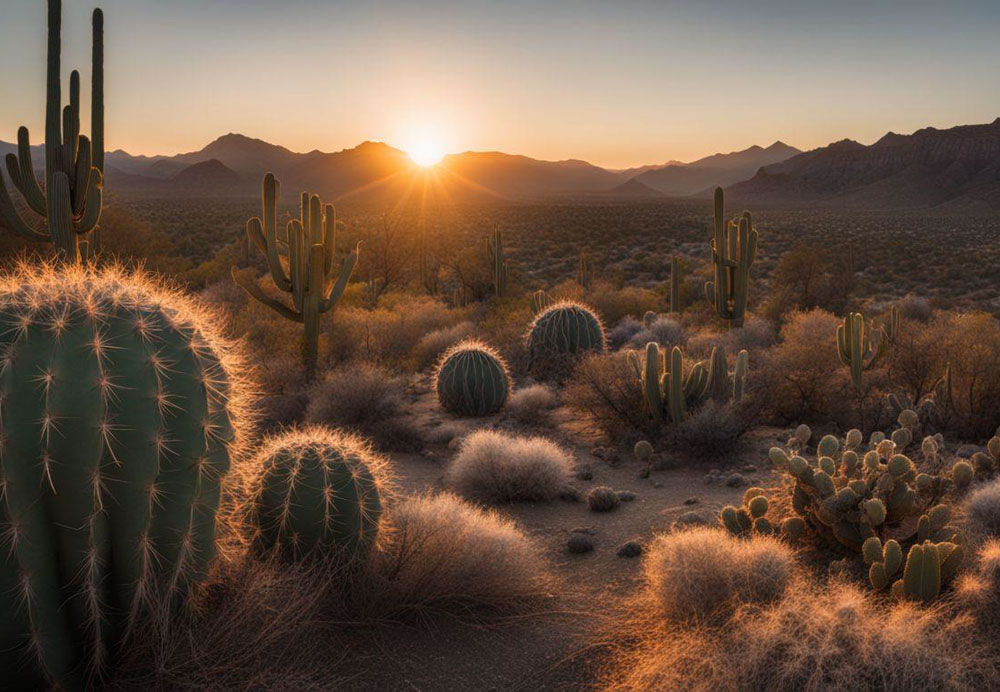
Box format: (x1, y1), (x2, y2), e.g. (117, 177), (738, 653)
(435, 340), (510, 417)
(0, 263), (247, 688)
(0, 0), (105, 262)
(247, 428), (390, 561)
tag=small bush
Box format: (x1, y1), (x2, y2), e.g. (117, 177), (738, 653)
(627, 316), (685, 350)
(685, 314), (775, 358)
(565, 351), (653, 439)
(445, 429), (574, 503)
(895, 293), (933, 322)
(642, 527), (794, 623)
(607, 315), (642, 349)
(965, 479), (1000, 538)
(375, 492), (554, 615)
(667, 400), (749, 461)
(507, 384), (558, 423)
(586, 281), (662, 327)
(305, 362), (421, 451)
(587, 486), (620, 512)
(412, 321), (477, 371)
(956, 539), (1000, 637)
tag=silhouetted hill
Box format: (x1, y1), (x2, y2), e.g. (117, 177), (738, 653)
(728, 119), (1000, 209)
(635, 141), (801, 196)
(170, 158), (243, 189)
(603, 178), (664, 198)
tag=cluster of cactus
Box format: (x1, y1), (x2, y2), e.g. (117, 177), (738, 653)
(864, 531), (964, 603)
(485, 227), (508, 298)
(526, 301), (606, 368)
(704, 188), (757, 328)
(630, 344), (748, 424)
(720, 488), (806, 538)
(232, 173), (359, 378)
(769, 416), (961, 552)
(0, 264), (245, 688)
(670, 255), (681, 313)
(970, 435), (1000, 480)
(837, 311), (889, 387)
(247, 428), (388, 562)
(577, 250), (593, 290)
(0, 0), (105, 263)
(434, 340), (510, 416)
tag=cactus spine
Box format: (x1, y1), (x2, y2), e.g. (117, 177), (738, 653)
(704, 188), (757, 328)
(0, 264), (245, 688)
(232, 173), (359, 378)
(670, 255), (681, 313)
(486, 227), (508, 298)
(434, 340), (510, 416)
(0, 0), (105, 263)
(837, 312), (888, 387)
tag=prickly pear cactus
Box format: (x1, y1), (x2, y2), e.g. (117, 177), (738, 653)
(526, 301), (605, 372)
(248, 428), (389, 561)
(434, 340), (510, 417)
(0, 263), (247, 688)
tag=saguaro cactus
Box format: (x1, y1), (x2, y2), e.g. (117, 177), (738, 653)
(837, 312), (888, 387)
(704, 188), (757, 328)
(0, 263), (247, 688)
(0, 0), (105, 263)
(232, 173), (359, 378)
(578, 250), (593, 290)
(486, 227), (508, 298)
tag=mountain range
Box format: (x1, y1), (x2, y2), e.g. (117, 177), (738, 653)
(3, 118), (1000, 209)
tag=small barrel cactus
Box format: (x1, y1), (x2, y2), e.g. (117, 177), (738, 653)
(434, 340), (510, 417)
(526, 301), (605, 370)
(247, 427), (390, 561)
(0, 263), (248, 688)
(587, 486), (620, 512)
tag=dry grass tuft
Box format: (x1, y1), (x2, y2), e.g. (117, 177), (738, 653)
(964, 478), (1000, 538)
(412, 321), (477, 371)
(507, 383), (559, 423)
(955, 539), (1000, 638)
(446, 429), (574, 502)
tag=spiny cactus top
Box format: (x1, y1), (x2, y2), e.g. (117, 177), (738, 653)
(247, 427), (392, 562)
(526, 301), (606, 364)
(0, 262), (249, 688)
(435, 340), (510, 417)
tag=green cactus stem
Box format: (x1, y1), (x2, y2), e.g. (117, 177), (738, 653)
(486, 227), (508, 298)
(0, 0), (105, 263)
(704, 187), (758, 328)
(836, 312), (888, 387)
(232, 173), (359, 378)
(0, 263), (247, 688)
(531, 288), (551, 315)
(577, 250), (592, 290)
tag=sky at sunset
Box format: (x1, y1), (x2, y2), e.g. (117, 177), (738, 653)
(1, 0), (998, 168)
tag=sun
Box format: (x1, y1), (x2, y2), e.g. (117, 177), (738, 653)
(407, 138), (444, 167)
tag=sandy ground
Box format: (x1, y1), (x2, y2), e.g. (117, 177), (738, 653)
(347, 378), (785, 691)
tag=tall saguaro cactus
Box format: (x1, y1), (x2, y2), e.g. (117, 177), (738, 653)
(486, 227), (508, 298)
(232, 173), (359, 378)
(704, 188), (757, 328)
(837, 312), (888, 387)
(0, 0), (105, 263)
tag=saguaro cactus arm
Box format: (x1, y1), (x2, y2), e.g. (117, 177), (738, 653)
(704, 188), (757, 328)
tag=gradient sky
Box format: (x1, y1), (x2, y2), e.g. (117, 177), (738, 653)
(2, 0), (998, 168)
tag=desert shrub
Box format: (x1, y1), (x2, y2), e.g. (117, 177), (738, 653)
(412, 320), (477, 370)
(895, 293), (933, 322)
(305, 362), (421, 451)
(667, 400), (749, 460)
(685, 314), (775, 358)
(586, 280), (661, 327)
(627, 315), (685, 350)
(965, 479), (1000, 538)
(607, 315), (643, 349)
(587, 486), (620, 512)
(753, 309), (888, 430)
(642, 528), (794, 623)
(445, 429), (573, 503)
(375, 492), (554, 615)
(507, 383), (558, 423)
(955, 540), (1000, 637)
(602, 578), (1000, 691)
(565, 351), (654, 439)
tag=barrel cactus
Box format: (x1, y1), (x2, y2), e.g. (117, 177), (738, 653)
(247, 427), (390, 561)
(0, 263), (248, 688)
(434, 340), (510, 417)
(526, 301), (605, 372)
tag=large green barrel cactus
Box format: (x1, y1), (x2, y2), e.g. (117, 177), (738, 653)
(435, 340), (510, 416)
(526, 301), (606, 369)
(248, 428), (390, 561)
(0, 263), (247, 689)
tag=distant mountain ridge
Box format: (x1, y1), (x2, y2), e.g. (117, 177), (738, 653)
(728, 118), (1000, 210)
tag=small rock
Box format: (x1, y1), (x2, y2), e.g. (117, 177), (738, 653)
(567, 534), (594, 554)
(673, 511), (709, 528)
(576, 466), (594, 481)
(742, 464), (758, 473)
(616, 490), (638, 502)
(559, 485), (582, 502)
(684, 497), (699, 505)
(617, 541), (643, 558)
(703, 474), (719, 485)
(591, 446), (606, 458)
(637, 467), (650, 479)
(726, 473), (748, 488)
(651, 455), (674, 471)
